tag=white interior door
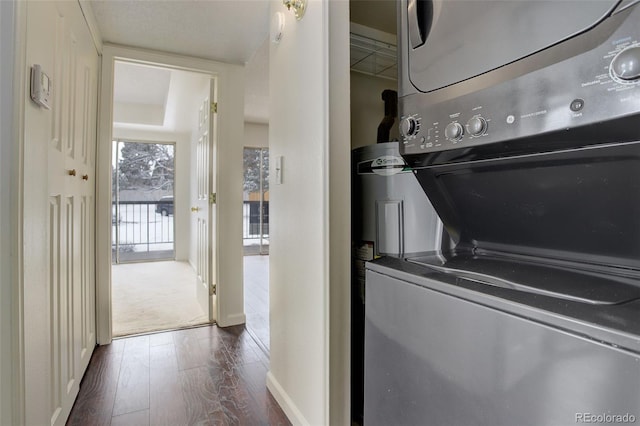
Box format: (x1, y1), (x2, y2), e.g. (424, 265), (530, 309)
(194, 80), (217, 321)
(23, 1), (98, 425)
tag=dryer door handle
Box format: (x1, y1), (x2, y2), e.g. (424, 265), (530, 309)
(408, 0), (423, 48)
(408, 0), (434, 49)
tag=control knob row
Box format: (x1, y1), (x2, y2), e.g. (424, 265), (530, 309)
(402, 115), (488, 142)
(445, 116), (487, 142)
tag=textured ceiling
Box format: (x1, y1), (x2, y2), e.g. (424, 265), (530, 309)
(91, 0), (271, 123)
(90, 0), (270, 64)
(93, 0), (395, 125)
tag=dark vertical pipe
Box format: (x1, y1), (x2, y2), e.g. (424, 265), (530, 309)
(377, 89), (398, 143)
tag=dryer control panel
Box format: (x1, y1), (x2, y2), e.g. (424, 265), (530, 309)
(400, 4), (640, 157)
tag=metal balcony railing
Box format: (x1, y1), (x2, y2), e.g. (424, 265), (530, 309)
(112, 201), (174, 263)
(243, 201), (269, 239)
(112, 200), (269, 262)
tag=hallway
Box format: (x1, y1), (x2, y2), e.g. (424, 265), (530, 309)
(67, 325), (290, 426)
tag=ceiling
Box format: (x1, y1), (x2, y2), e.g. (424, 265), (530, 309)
(244, 38), (269, 124)
(91, 0), (396, 126)
(91, 0), (270, 124)
(90, 0), (270, 65)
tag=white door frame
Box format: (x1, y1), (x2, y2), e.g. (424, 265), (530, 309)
(2, 1), (27, 424)
(96, 44), (246, 345)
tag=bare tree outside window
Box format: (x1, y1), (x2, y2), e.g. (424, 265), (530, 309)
(112, 140), (176, 262)
(243, 148), (269, 255)
(115, 142), (175, 191)
(243, 148), (269, 193)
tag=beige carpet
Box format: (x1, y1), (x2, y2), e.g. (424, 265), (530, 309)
(112, 261), (209, 337)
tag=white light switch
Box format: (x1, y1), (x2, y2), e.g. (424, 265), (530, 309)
(275, 156), (283, 184)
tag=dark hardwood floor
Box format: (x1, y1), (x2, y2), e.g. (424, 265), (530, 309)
(244, 255), (270, 353)
(67, 325), (290, 426)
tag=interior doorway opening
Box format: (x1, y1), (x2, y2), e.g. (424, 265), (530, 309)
(109, 60), (215, 337)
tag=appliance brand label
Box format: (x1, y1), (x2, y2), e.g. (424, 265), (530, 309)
(357, 156), (411, 176)
(357, 155), (411, 176)
(371, 155), (408, 176)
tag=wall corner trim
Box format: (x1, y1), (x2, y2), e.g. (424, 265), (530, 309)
(266, 371), (310, 426)
(77, 0), (103, 54)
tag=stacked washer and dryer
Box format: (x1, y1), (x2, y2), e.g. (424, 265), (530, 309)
(363, 1), (640, 425)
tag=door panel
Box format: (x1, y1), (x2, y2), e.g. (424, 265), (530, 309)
(24, 1), (98, 425)
(195, 94), (211, 316)
(193, 81), (217, 321)
(49, 195), (63, 425)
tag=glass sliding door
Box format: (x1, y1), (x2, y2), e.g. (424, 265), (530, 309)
(112, 140), (176, 263)
(243, 147), (269, 255)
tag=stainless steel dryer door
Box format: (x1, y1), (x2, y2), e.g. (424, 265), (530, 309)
(404, 0), (619, 93)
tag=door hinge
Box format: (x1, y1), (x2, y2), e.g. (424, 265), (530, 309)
(209, 193), (216, 204)
(210, 284), (216, 296)
(211, 102), (217, 114)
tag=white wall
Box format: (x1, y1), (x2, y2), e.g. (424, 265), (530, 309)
(267, 0), (351, 424)
(244, 122), (269, 148)
(350, 71), (399, 149)
(113, 103), (165, 126)
(112, 128), (191, 261)
(211, 69), (246, 328)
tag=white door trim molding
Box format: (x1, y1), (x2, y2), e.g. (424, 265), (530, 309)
(2, 1), (27, 424)
(96, 44), (246, 344)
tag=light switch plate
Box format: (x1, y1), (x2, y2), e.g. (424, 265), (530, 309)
(30, 64), (52, 109)
(275, 156), (283, 184)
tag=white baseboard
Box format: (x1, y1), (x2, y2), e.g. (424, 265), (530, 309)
(217, 312), (245, 327)
(266, 371), (310, 426)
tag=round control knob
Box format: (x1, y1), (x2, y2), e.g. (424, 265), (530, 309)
(444, 122), (464, 141)
(467, 116), (487, 136)
(400, 117), (418, 138)
(611, 46), (640, 81)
